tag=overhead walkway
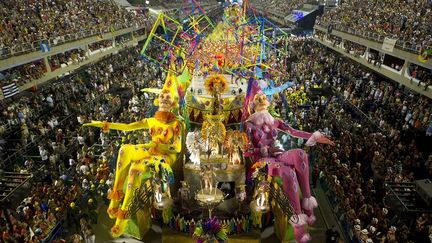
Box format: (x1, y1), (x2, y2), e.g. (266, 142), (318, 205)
(0, 26), (146, 71)
(313, 35), (432, 98)
(314, 25), (432, 70)
(19, 34), (147, 92)
(0, 29), (147, 100)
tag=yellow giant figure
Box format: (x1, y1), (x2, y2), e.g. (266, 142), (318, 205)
(84, 88), (182, 237)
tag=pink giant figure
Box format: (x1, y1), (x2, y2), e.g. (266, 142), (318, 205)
(245, 91), (334, 242)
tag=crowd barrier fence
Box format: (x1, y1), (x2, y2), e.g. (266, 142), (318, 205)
(317, 23), (432, 55)
(0, 22), (148, 60)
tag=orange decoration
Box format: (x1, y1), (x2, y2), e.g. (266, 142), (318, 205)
(116, 208), (129, 219)
(204, 75), (228, 94)
(102, 121), (110, 133)
(107, 190), (124, 200)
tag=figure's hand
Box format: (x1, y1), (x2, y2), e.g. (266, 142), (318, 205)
(305, 131), (335, 146)
(83, 121), (110, 133)
(260, 146), (269, 157)
(268, 147), (283, 154)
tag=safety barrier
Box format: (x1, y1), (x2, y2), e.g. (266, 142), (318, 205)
(42, 220), (64, 243)
(319, 175), (355, 242)
(316, 23), (432, 55)
(0, 22), (148, 60)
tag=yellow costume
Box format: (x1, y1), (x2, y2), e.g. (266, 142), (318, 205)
(84, 90), (182, 237)
(201, 113), (226, 150)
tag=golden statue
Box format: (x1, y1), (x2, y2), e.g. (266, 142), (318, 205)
(201, 75), (228, 157)
(225, 130), (249, 165)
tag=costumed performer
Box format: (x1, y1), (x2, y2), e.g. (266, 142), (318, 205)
(201, 75), (228, 157)
(83, 78), (182, 237)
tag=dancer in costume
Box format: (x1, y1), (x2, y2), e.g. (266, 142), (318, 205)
(245, 91), (334, 243)
(83, 84), (182, 237)
(201, 75), (228, 156)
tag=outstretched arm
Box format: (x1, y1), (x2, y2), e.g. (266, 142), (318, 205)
(277, 120), (334, 146)
(83, 119), (149, 132)
(277, 120), (313, 140)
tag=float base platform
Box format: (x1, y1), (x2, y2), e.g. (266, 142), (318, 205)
(162, 227), (261, 243)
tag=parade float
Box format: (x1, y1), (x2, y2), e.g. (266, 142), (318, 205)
(84, 0), (334, 242)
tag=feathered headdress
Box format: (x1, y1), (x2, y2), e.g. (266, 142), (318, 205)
(204, 75), (228, 94)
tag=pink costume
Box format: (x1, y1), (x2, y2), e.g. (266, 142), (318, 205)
(245, 110), (329, 242)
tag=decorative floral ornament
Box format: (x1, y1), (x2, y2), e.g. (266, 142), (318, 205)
(204, 75), (228, 94)
(193, 218), (229, 243)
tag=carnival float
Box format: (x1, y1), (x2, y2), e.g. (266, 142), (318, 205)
(84, 0), (334, 242)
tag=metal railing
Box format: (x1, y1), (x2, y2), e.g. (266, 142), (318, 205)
(0, 171), (32, 202)
(0, 22), (148, 60)
(319, 175), (355, 242)
(332, 88), (385, 133)
(316, 23), (432, 55)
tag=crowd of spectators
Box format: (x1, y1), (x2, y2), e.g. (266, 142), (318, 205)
(316, 0), (432, 49)
(0, 45), (162, 242)
(0, 0), (149, 56)
(342, 40), (367, 59)
(48, 49), (87, 71)
(0, 31), (146, 88)
(250, 0), (306, 16)
(88, 41), (114, 53)
(0, 61), (46, 86)
(163, 0), (219, 8)
(315, 30), (432, 91)
(276, 38), (432, 243)
(409, 64), (432, 91)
